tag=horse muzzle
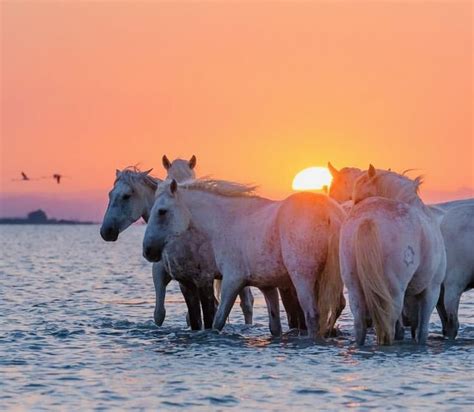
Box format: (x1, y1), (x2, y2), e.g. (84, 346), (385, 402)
(143, 244), (163, 262)
(100, 225), (119, 242)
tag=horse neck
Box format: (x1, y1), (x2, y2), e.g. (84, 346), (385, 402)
(139, 184), (156, 223)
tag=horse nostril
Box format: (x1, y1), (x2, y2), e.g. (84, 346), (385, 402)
(145, 246), (152, 256)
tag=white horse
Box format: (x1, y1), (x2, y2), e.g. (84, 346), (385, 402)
(162, 155), (197, 182)
(100, 160), (254, 328)
(339, 166), (446, 345)
(162, 155), (308, 330)
(100, 166), (206, 327)
(436, 204), (474, 338)
(329, 162), (474, 339)
(161, 155), (255, 325)
(164, 156), (304, 330)
(143, 178), (345, 339)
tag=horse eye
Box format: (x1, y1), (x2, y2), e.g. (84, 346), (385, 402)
(123, 194), (131, 200)
(158, 209), (167, 216)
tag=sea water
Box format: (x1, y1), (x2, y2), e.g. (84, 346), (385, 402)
(0, 225), (472, 410)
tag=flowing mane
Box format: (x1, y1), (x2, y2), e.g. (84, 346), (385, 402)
(159, 178), (258, 198)
(372, 171), (423, 204)
(115, 166), (162, 192)
(339, 166), (363, 175)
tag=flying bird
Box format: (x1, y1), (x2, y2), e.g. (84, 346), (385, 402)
(12, 171), (70, 183)
(39, 173), (70, 184)
(12, 171), (32, 181)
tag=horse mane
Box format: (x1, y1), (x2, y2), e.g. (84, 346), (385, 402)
(162, 178), (258, 198)
(373, 171), (423, 204)
(339, 166), (363, 175)
(115, 166), (162, 192)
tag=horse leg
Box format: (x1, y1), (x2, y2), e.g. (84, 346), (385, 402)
(179, 282), (202, 330)
(289, 285), (306, 330)
(239, 287), (254, 325)
(395, 316), (405, 341)
(347, 287), (368, 346)
(436, 285), (449, 337)
(404, 294), (419, 340)
(288, 273), (320, 340)
(443, 283), (462, 340)
(336, 293), (346, 320)
(260, 287), (282, 337)
(279, 286), (301, 330)
(212, 275), (245, 331)
(390, 290), (405, 343)
(198, 279), (217, 329)
(417, 284), (441, 344)
(152, 262), (172, 326)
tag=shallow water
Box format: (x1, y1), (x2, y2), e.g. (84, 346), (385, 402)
(0, 225), (472, 410)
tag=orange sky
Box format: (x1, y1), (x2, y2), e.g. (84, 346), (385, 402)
(1, 2), (473, 220)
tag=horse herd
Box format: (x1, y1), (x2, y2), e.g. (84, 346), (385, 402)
(100, 157), (473, 345)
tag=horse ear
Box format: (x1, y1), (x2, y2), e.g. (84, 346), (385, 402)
(162, 155), (171, 170)
(328, 162), (338, 177)
(170, 179), (178, 194)
(368, 164), (376, 178)
(189, 155), (197, 170)
(141, 168), (153, 176)
(116, 169), (121, 177)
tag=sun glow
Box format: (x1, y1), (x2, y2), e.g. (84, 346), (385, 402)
(292, 167), (332, 191)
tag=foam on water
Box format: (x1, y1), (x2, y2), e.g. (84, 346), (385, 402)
(0, 225), (472, 410)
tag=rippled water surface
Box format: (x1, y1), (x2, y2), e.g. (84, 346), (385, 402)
(1, 225), (473, 410)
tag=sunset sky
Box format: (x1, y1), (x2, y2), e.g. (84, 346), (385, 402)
(1, 1), (473, 220)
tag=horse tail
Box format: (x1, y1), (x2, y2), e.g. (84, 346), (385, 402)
(317, 217), (344, 336)
(354, 219), (394, 345)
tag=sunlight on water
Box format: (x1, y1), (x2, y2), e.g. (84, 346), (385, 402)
(0, 225), (472, 410)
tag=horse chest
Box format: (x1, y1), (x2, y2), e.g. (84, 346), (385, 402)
(163, 238), (216, 284)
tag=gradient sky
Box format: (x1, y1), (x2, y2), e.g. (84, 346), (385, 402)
(1, 1), (473, 220)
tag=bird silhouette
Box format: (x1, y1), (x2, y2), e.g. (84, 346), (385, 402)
(12, 171), (33, 181)
(38, 173), (70, 184)
(12, 172), (70, 184)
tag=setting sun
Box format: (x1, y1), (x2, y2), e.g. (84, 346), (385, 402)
(292, 167), (332, 191)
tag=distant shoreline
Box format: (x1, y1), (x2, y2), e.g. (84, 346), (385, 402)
(0, 209), (97, 225)
(0, 219), (96, 225)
